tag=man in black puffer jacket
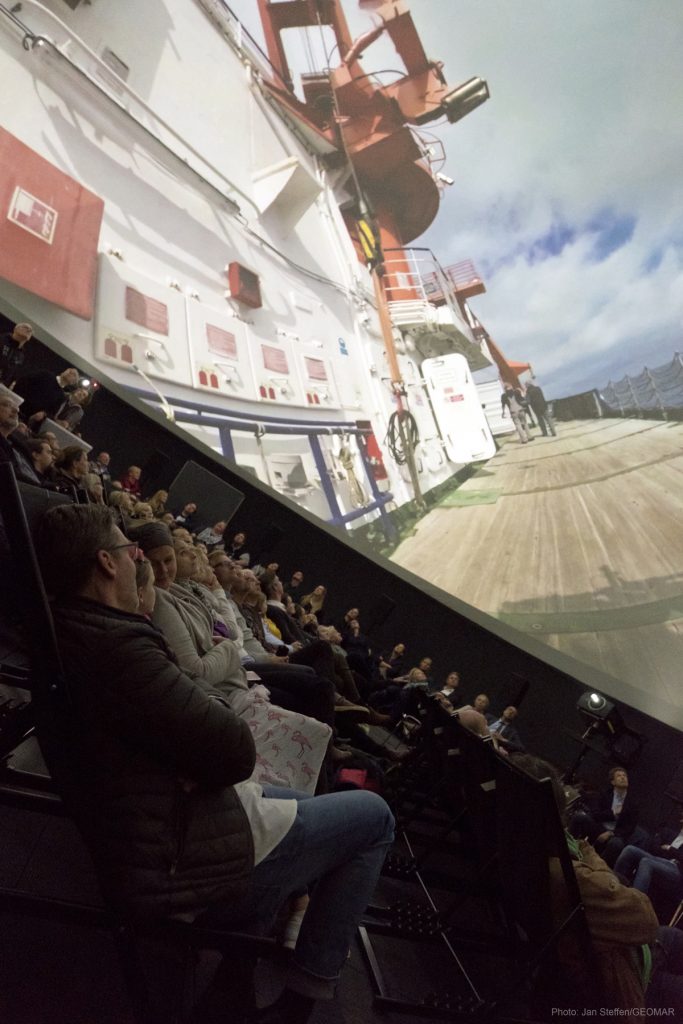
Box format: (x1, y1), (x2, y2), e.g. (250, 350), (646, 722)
(35, 505), (394, 1024)
(49, 593), (257, 918)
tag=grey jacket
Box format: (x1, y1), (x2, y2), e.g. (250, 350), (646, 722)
(50, 598), (255, 918)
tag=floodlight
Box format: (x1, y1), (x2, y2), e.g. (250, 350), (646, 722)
(441, 77), (490, 125)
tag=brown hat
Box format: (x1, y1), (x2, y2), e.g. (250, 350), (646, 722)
(130, 521), (173, 552)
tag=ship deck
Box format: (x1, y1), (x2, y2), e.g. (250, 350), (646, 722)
(391, 417), (683, 727)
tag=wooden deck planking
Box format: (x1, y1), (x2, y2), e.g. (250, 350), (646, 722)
(392, 418), (683, 714)
(547, 618), (683, 708)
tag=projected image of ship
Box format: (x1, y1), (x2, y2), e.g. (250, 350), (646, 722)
(391, 354), (683, 728)
(0, 0), (500, 545)
(0, 0), (681, 728)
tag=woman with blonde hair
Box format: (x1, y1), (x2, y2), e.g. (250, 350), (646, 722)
(146, 489), (168, 517)
(134, 523), (331, 795)
(82, 472), (105, 504)
(108, 489), (135, 515)
(135, 558), (156, 618)
(131, 502), (154, 521)
(301, 584), (327, 618)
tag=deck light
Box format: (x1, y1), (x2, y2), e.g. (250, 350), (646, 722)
(441, 77), (490, 125)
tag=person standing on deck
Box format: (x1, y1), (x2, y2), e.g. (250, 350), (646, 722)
(501, 383), (531, 444)
(525, 379), (557, 437)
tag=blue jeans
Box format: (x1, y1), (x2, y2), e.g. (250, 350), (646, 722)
(614, 845), (683, 898)
(201, 787), (394, 999)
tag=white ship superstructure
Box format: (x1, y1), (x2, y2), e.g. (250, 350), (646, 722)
(0, 0), (503, 535)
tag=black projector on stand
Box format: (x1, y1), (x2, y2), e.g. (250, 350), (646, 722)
(565, 692), (643, 782)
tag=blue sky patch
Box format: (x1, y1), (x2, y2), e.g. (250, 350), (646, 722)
(642, 247), (664, 273)
(587, 209), (636, 261)
(527, 222), (576, 263)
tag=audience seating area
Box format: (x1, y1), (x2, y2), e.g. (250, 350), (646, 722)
(1, 327), (683, 1022)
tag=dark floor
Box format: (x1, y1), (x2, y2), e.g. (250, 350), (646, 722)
(0, 717), (469, 1024)
(1, 798), (506, 1024)
(0, 718), (542, 1023)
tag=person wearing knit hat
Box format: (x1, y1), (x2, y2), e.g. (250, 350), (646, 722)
(130, 520), (173, 552)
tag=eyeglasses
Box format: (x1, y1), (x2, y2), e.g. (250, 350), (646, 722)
(105, 542), (143, 562)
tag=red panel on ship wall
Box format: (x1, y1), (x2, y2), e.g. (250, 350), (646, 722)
(125, 287), (170, 335)
(206, 324), (238, 360)
(304, 356), (328, 381)
(0, 128), (104, 319)
(227, 262), (262, 309)
(262, 345), (289, 374)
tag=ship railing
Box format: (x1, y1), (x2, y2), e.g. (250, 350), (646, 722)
(128, 385), (397, 542)
(429, 259), (485, 300)
(381, 247), (479, 339)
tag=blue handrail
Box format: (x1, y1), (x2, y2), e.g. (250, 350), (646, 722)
(132, 386), (371, 434)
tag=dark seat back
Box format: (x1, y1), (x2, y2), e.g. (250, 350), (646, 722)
(494, 755), (602, 1004)
(446, 714), (499, 863)
(0, 465), (81, 807)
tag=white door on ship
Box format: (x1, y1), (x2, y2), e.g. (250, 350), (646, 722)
(422, 353), (496, 464)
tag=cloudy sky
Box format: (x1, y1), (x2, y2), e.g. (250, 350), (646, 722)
(236, 2), (683, 398)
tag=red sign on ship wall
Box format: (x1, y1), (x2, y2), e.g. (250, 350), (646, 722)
(207, 324), (238, 359)
(0, 128), (104, 319)
(125, 287), (169, 335)
(304, 356), (327, 381)
(262, 345), (289, 374)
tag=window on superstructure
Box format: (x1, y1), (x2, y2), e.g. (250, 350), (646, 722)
(125, 287), (169, 335)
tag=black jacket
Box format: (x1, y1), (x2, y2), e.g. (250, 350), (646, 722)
(500, 388), (525, 412)
(593, 787), (640, 840)
(13, 370), (66, 420)
(489, 717), (525, 753)
(48, 597), (256, 917)
(651, 827), (683, 871)
(525, 383), (549, 414)
(266, 601), (305, 646)
(0, 432), (40, 485)
(0, 333), (27, 387)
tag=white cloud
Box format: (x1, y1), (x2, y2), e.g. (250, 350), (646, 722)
(232, 1), (683, 394)
(411, 0), (683, 394)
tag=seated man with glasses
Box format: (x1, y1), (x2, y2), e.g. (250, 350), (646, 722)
(34, 504), (394, 1024)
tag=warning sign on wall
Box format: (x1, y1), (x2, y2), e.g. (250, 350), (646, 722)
(0, 128), (104, 319)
